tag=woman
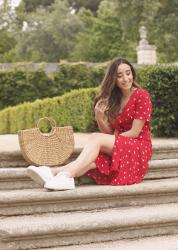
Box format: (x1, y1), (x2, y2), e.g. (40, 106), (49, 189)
(27, 58), (152, 190)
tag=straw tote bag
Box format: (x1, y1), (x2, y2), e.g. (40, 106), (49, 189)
(18, 117), (74, 166)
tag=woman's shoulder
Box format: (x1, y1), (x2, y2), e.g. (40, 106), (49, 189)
(135, 87), (150, 98)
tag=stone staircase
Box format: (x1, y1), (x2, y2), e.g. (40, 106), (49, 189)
(0, 135), (178, 249)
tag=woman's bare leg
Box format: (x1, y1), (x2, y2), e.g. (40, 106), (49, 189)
(73, 163), (96, 177)
(52, 133), (115, 178)
(51, 163), (96, 177)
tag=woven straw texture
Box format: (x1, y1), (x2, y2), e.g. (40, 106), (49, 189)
(18, 126), (74, 166)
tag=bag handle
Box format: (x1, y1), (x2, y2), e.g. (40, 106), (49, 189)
(36, 117), (56, 129)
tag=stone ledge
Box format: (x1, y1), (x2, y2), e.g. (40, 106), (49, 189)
(0, 146), (178, 168)
(1, 178), (178, 216)
(45, 234), (178, 250)
(1, 203), (178, 249)
(1, 134), (178, 167)
(1, 159), (178, 190)
(145, 158), (178, 178)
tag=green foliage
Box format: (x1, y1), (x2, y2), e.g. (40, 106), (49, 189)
(148, 0), (178, 62)
(53, 62), (106, 94)
(18, 0), (55, 13)
(113, 0), (178, 63)
(0, 69), (56, 109)
(71, 1), (129, 62)
(67, 0), (103, 14)
(1, 0), (177, 63)
(0, 62), (106, 109)
(0, 30), (16, 56)
(18, 0), (102, 14)
(142, 65), (178, 136)
(0, 88), (98, 134)
(71, 0), (178, 63)
(0, 48), (18, 63)
(15, 0), (82, 62)
(0, 6), (17, 61)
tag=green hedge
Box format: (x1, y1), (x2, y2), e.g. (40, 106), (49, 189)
(0, 69), (56, 109)
(141, 65), (178, 136)
(53, 62), (106, 95)
(0, 88), (97, 134)
(0, 62), (106, 110)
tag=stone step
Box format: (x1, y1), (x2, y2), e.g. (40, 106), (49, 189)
(1, 178), (178, 216)
(1, 203), (178, 250)
(43, 234), (178, 250)
(1, 137), (178, 168)
(1, 159), (178, 190)
(0, 167), (40, 190)
(0, 150), (79, 168)
(152, 142), (178, 160)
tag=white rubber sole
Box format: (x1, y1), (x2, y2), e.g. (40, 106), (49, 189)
(44, 183), (75, 191)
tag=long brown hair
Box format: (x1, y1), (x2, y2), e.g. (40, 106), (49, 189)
(94, 58), (140, 118)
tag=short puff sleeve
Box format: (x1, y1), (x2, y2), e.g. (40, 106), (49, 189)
(134, 90), (152, 122)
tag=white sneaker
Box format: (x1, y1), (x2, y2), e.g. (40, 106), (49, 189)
(44, 171), (75, 190)
(27, 165), (53, 186)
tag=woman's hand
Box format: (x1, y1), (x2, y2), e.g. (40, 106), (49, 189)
(94, 99), (113, 134)
(94, 100), (106, 121)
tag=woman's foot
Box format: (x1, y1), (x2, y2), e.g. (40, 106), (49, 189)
(27, 165), (53, 186)
(44, 171), (75, 191)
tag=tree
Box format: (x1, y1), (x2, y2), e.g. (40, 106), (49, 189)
(67, 0), (103, 14)
(148, 0), (178, 62)
(0, 1), (17, 62)
(17, 0), (103, 14)
(0, 29), (16, 62)
(70, 0), (161, 62)
(4, 0), (178, 63)
(15, 0), (103, 32)
(72, 0), (178, 63)
(113, 0), (178, 63)
(15, 0), (55, 29)
(15, 0), (82, 62)
(70, 0), (132, 62)
(17, 0), (55, 13)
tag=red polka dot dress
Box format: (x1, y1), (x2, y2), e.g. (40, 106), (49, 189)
(87, 88), (152, 185)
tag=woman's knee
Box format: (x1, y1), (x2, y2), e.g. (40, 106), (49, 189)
(88, 133), (114, 147)
(88, 132), (101, 140)
(88, 133), (102, 145)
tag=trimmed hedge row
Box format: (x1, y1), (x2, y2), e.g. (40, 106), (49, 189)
(0, 69), (56, 109)
(142, 65), (178, 136)
(0, 63), (177, 137)
(0, 62), (107, 110)
(0, 88), (97, 134)
(52, 62), (106, 95)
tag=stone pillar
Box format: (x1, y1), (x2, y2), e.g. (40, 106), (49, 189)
(137, 26), (157, 65)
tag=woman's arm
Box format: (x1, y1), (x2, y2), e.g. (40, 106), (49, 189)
(96, 117), (113, 134)
(120, 119), (145, 138)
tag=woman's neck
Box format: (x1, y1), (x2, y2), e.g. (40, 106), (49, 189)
(122, 87), (134, 99)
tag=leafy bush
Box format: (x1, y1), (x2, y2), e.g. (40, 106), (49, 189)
(141, 65), (178, 136)
(0, 62), (106, 109)
(52, 61), (106, 95)
(0, 88), (97, 134)
(0, 69), (56, 109)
